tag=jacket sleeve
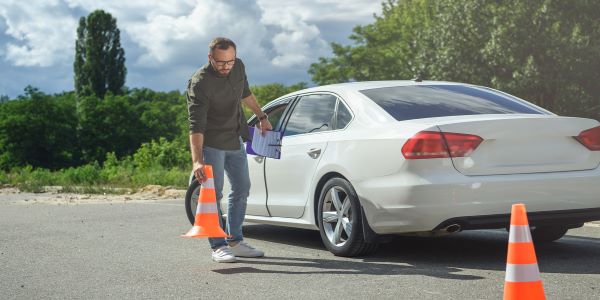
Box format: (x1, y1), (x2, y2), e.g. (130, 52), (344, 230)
(186, 79), (209, 134)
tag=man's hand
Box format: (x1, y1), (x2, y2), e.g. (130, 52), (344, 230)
(259, 118), (273, 135)
(193, 161), (206, 182)
(189, 133), (205, 182)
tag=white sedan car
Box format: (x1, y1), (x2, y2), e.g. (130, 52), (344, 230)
(186, 80), (600, 257)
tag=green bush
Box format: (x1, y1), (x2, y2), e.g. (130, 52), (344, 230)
(99, 152), (134, 185)
(133, 137), (189, 170)
(0, 170), (7, 184)
(61, 162), (102, 185)
(130, 166), (188, 188)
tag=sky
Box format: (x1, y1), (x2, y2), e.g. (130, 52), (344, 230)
(0, 0), (382, 98)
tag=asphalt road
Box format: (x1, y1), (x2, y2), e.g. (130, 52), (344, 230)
(1, 199), (600, 299)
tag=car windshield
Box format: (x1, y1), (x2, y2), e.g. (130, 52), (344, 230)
(359, 85), (547, 121)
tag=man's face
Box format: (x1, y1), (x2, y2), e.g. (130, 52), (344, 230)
(209, 47), (236, 77)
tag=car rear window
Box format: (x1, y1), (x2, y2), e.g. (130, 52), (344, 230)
(359, 85), (546, 121)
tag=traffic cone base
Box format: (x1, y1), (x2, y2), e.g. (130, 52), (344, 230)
(504, 282), (544, 299)
(181, 213), (229, 238)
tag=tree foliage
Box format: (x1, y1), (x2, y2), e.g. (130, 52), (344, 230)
(251, 82), (307, 106)
(0, 87), (78, 169)
(309, 0), (600, 119)
(74, 10), (126, 98)
(0, 82), (304, 170)
(0, 87), (187, 170)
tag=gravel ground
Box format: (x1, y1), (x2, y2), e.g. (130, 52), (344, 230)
(0, 186), (186, 206)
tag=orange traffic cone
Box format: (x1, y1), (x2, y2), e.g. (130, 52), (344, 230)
(181, 165), (229, 238)
(504, 203), (545, 300)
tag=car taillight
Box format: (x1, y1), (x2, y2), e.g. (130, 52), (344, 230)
(444, 132), (483, 157)
(402, 131), (483, 159)
(575, 126), (600, 151)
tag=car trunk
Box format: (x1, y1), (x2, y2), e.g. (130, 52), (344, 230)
(435, 115), (600, 175)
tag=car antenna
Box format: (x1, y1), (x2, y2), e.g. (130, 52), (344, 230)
(412, 73), (423, 82)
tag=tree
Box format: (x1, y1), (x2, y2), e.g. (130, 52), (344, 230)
(482, 1), (600, 118)
(0, 87), (79, 170)
(251, 82), (307, 106)
(77, 93), (144, 163)
(74, 10), (126, 98)
(309, 0), (600, 120)
(243, 83), (307, 117)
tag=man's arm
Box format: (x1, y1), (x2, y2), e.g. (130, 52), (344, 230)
(242, 93), (272, 133)
(189, 133), (206, 182)
(187, 78), (209, 182)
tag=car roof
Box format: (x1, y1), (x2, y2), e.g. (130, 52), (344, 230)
(280, 80), (469, 99)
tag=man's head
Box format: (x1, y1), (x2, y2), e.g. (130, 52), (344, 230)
(208, 37), (236, 77)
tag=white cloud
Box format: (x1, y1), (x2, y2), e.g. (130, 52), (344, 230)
(0, 0), (381, 97)
(124, 0), (269, 67)
(258, 5), (327, 67)
(257, 0), (381, 23)
(0, 0), (77, 67)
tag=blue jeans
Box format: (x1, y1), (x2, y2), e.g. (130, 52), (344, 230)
(203, 138), (250, 249)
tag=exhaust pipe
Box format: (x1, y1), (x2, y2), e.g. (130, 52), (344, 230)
(443, 224), (462, 233)
(401, 223), (463, 237)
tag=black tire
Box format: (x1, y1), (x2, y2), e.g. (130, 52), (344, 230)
(530, 225), (569, 243)
(317, 177), (378, 257)
(185, 178), (226, 226)
(184, 178), (201, 225)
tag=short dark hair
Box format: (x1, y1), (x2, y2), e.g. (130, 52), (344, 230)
(208, 37), (236, 54)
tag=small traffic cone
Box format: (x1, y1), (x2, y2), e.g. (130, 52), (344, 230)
(504, 203), (545, 300)
(181, 165), (229, 238)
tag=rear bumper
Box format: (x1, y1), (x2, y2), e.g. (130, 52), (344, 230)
(433, 207), (600, 230)
(353, 165), (600, 234)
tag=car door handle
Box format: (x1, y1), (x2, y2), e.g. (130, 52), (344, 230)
(253, 156), (264, 163)
(307, 148), (321, 159)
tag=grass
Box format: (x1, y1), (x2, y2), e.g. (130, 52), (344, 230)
(0, 163), (189, 193)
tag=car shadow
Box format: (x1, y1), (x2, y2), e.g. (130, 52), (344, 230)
(232, 224), (600, 276)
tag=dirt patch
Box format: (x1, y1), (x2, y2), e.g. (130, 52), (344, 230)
(0, 186), (186, 205)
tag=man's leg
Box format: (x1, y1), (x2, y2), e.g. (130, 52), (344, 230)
(224, 139), (264, 257)
(202, 145), (228, 250)
(223, 139), (251, 244)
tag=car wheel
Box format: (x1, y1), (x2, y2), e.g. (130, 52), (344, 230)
(317, 177), (378, 257)
(530, 225), (569, 243)
(184, 178), (201, 225)
(185, 178), (226, 226)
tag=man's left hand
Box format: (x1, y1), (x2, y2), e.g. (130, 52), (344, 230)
(259, 118), (272, 134)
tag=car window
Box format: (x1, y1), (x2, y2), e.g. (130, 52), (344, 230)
(283, 94), (337, 137)
(336, 101), (352, 129)
(266, 105), (288, 131)
(248, 98), (291, 129)
(360, 85), (547, 121)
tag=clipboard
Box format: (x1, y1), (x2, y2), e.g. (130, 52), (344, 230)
(246, 126), (282, 159)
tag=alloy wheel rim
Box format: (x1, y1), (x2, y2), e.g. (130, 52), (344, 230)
(322, 186), (353, 247)
(191, 186), (200, 218)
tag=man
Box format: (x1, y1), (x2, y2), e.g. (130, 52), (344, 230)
(186, 37), (272, 263)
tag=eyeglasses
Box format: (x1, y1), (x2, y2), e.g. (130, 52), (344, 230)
(212, 59), (236, 67)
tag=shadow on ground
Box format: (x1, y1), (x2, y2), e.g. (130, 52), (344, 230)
(217, 224), (600, 277)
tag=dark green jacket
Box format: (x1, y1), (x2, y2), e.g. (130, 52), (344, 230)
(186, 58), (251, 150)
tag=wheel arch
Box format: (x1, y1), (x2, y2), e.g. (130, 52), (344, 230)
(312, 171), (390, 244)
(313, 172), (348, 228)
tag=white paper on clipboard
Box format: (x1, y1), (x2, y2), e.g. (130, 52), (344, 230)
(247, 126), (282, 159)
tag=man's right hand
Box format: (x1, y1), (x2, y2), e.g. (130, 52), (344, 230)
(193, 161), (206, 182)
(189, 133), (206, 182)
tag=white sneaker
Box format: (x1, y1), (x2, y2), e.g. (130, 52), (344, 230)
(212, 246), (237, 263)
(229, 241), (264, 258)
